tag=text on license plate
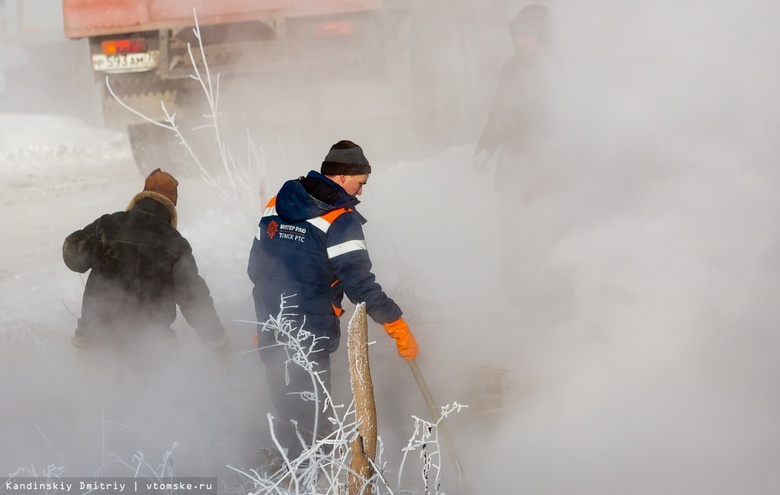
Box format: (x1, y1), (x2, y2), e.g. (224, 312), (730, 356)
(92, 51), (161, 73)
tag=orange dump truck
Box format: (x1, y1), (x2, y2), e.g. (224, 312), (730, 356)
(63, 0), (503, 171)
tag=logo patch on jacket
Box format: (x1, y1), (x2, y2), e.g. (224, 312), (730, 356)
(267, 220), (279, 239)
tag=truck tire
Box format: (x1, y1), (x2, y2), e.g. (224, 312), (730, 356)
(127, 122), (191, 176)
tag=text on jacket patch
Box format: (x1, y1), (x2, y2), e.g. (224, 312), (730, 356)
(279, 232), (305, 242)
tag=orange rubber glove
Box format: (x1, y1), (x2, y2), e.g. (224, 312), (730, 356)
(382, 317), (419, 360)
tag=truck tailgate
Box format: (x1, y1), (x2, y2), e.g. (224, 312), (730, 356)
(62, 0), (388, 39)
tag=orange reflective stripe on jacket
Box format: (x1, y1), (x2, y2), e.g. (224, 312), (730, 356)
(308, 207), (352, 234)
(321, 207), (351, 224)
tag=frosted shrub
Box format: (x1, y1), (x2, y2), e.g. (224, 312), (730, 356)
(234, 297), (464, 495)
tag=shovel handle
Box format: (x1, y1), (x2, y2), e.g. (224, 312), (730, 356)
(408, 359), (471, 494)
(408, 359), (440, 421)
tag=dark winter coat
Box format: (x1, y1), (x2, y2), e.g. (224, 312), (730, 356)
(63, 192), (227, 351)
(247, 171), (402, 354)
(478, 53), (551, 195)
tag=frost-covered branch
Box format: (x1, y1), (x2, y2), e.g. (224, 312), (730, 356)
(237, 296), (386, 494)
(105, 8), (268, 223)
(235, 296), (466, 494)
(398, 402), (468, 495)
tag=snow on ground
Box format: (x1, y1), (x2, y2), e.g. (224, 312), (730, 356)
(0, 114), (132, 184)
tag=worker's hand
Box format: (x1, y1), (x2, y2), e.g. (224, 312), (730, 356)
(473, 148), (491, 172)
(214, 340), (234, 374)
(382, 317), (419, 360)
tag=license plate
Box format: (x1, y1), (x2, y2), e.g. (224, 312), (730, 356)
(92, 50), (161, 73)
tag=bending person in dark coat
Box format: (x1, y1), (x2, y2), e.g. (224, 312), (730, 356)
(63, 169), (232, 379)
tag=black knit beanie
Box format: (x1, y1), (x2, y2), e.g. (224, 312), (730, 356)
(321, 140), (372, 175)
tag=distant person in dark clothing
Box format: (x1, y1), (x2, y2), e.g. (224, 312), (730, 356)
(63, 169), (232, 378)
(248, 140), (418, 459)
(474, 4), (552, 194)
(474, 5), (556, 299)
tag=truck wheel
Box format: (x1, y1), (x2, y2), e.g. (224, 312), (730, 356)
(127, 123), (190, 176)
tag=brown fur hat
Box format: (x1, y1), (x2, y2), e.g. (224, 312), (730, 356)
(143, 168), (178, 205)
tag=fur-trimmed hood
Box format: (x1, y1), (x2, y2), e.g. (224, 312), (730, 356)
(126, 191), (178, 229)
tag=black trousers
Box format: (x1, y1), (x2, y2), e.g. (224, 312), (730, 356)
(260, 345), (334, 459)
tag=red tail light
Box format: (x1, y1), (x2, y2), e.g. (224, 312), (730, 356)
(101, 38), (147, 55)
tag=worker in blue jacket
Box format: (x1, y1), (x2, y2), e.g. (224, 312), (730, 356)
(248, 139), (418, 460)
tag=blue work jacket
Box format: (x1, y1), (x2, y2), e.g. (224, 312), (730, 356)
(248, 171), (402, 353)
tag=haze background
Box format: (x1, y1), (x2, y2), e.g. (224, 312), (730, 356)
(2, 0), (780, 493)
